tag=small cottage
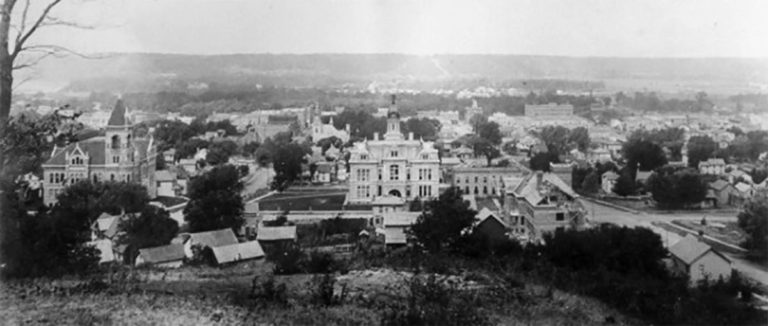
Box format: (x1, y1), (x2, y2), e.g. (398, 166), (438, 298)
(135, 244), (186, 268)
(668, 235), (732, 286)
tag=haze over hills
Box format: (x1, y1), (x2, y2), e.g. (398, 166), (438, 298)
(19, 53), (768, 95)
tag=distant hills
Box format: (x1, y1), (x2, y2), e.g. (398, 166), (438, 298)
(19, 53), (768, 94)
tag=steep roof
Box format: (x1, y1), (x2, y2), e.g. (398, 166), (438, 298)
(187, 229), (238, 248)
(212, 241), (265, 264)
(669, 234), (729, 266)
(514, 173), (578, 206)
(92, 213), (121, 239)
(709, 179), (731, 191)
(257, 226), (297, 241)
(45, 137), (106, 165)
(138, 244), (186, 264)
(107, 99), (128, 126)
(87, 239), (115, 264)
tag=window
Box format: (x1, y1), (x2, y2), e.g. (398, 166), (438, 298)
(428, 169), (432, 180)
(556, 212), (565, 221)
(111, 135), (120, 149)
(390, 151), (398, 158)
(356, 169), (370, 181)
(126, 175), (131, 182)
(421, 154), (429, 160)
(483, 176), (488, 183)
(389, 165), (399, 180)
(360, 154), (368, 160)
(113, 156), (120, 163)
(378, 168), (382, 180)
(110, 174), (115, 181)
(474, 187), (478, 194)
(475, 176), (478, 183)
(465, 186), (469, 194)
(483, 186), (487, 194)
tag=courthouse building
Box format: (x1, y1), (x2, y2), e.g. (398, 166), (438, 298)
(347, 96), (440, 204)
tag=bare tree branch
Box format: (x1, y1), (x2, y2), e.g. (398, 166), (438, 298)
(13, 0), (29, 48)
(11, 0), (62, 59)
(19, 44), (105, 59)
(40, 15), (94, 29)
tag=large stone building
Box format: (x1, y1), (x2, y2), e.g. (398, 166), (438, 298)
(42, 100), (158, 205)
(451, 161), (530, 198)
(347, 96), (440, 204)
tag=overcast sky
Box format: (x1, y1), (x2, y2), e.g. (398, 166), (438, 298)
(29, 0), (768, 57)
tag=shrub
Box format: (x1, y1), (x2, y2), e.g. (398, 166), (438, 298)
(252, 275), (288, 306)
(311, 273), (345, 306)
(305, 250), (338, 274)
(270, 243), (305, 275)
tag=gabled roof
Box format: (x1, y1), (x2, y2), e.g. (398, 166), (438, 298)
(635, 171), (653, 182)
(709, 179), (731, 191)
(735, 182), (752, 193)
(92, 213), (121, 239)
(514, 173), (578, 206)
(186, 229), (238, 248)
(212, 241), (265, 264)
(475, 207), (508, 228)
(45, 137), (106, 166)
(256, 226), (297, 241)
(107, 99), (129, 126)
(138, 244), (186, 264)
(669, 234), (729, 266)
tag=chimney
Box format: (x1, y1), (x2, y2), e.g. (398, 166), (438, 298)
(536, 171), (543, 189)
(409, 132), (414, 140)
(374, 132), (379, 141)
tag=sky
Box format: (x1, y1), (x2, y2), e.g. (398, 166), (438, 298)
(21, 0), (768, 57)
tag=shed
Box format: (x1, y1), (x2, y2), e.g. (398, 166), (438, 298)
(183, 228), (239, 258)
(668, 235), (732, 285)
(135, 244), (186, 268)
(212, 241), (265, 265)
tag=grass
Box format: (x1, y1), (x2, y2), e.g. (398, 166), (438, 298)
(257, 192), (347, 211)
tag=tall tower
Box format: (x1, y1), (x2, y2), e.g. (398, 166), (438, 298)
(105, 99), (134, 177)
(384, 94), (403, 140)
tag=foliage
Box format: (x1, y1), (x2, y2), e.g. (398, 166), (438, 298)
(404, 118), (441, 141)
(187, 243), (216, 266)
(381, 274), (489, 326)
(205, 140), (239, 165)
(270, 242), (305, 275)
(184, 165), (244, 232)
(410, 187), (477, 253)
(567, 126), (590, 152)
(737, 189), (768, 258)
(529, 152), (559, 172)
(153, 120), (200, 152)
(469, 114), (488, 133)
(687, 135), (718, 168)
(175, 138), (209, 161)
(54, 180), (150, 221)
(117, 205), (180, 264)
(241, 141), (261, 157)
(612, 171), (637, 196)
(622, 138), (667, 171)
(750, 168), (767, 185)
(535, 125), (570, 155)
(646, 167), (707, 209)
(251, 275), (288, 306)
(477, 121), (502, 145)
(580, 171), (600, 194)
(1, 112), (82, 178)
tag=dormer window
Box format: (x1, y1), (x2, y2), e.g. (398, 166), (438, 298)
(390, 151), (398, 158)
(421, 154), (429, 160)
(111, 135), (120, 149)
(360, 154), (368, 160)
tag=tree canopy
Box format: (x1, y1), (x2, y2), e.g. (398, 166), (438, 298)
(687, 135), (718, 168)
(184, 165), (244, 232)
(117, 205), (180, 264)
(410, 187), (477, 253)
(622, 138), (667, 171)
(646, 167), (707, 209)
(738, 189), (768, 258)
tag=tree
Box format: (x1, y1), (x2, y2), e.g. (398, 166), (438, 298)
(612, 171), (637, 197)
(622, 138), (667, 171)
(687, 135), (718, 167)
(738, 190), (768, 258)
(404, 118), (440, 141)
(471, 138), (500, 166)
(502, 141), (518, 155)
(580, 171), (600, 194)
(537, 125), (569, 156)
(410, 187), (477, 253)
(647, 167), (707, 209)
(316, 136), (341, 154)
(270, 142), (311, 190)
(54, 180), (150, 221)
(184, 165), (244, 232)
(568, 127), (590, 152)
(477, 121), (502, 145)
(469, 114), (488, 134)
(117, 205), (180, 264)
(241, 141), (260, 157)
(205, 139), (238, 165)
(1, 0), (75, 132)
(529, 152), (560, 172)
(1, 111), (81, 178)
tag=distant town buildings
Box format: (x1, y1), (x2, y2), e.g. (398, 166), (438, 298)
(524, 103), (574, 117)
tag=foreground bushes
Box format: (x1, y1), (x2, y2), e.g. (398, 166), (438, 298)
(268, 243), (348, 275)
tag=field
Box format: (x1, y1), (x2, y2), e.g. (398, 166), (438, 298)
(0, 258), (639, 326)
(256, 191), (347, 211)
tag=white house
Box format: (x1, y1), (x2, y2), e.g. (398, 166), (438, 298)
(601, 171), (619, 194)
(668, 235), (732, 286)
(382, 212), (420, 246)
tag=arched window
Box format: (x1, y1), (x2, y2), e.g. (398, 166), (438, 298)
(389, 165), (399, 180)
(483, 186), (488, 194)
(111, 135), (120, 149)
(474, 187), (478, 194)
(93, 174), (98, 183)
(126, 135), (132, 147)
